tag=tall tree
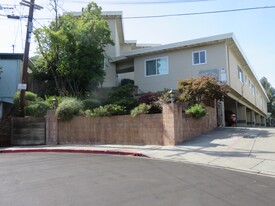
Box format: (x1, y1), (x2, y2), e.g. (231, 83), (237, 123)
(33, 2), (113, 96)
(260, 77), (275, 118)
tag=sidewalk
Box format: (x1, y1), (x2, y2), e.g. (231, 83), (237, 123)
(1, 127), (275, 178)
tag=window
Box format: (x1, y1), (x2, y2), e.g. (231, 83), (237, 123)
(238, 66), (243, 83)
(145, 57), (168, 77)
(192, 50), (206, 65)
(251, 84), (255, 95)
(245, 75), (248, 85)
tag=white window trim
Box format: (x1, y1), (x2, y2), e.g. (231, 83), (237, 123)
(192, 50), (207, 65)
(251, 84), (255, 96)
(238, 65), (243, 83)
(144, 56), (169, 77)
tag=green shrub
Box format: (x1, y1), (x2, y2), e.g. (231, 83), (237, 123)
(185, 104), (207, 119)
(56, 98), (84, 121)
(85, 108), (105, 117)
(107, 84), (138, 112)
(86, 104), (126, 117)
(103, 104), (126, 115)
(131, 103), (151, 117)
(25, 101), (51, 117)
(110, 98), (137, 112)
(120, 79), (134, 86)
(13, 91), (43, 116)
(82, 99), (101, 110)
(13, 91), (39, 107)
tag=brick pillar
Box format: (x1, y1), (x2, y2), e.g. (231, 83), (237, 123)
(46, 110), (58, 145)
(162, 103), (182, 146)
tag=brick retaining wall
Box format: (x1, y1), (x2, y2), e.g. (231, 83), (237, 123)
(180, 106), (217, 143)
(46, 103), (217, 146)
(58, 114), (163, 145)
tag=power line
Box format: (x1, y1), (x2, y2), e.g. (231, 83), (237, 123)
(104, 0), (209, 4)
(31, 5), (275, 21)
(123, 5), (275, 19)
(3, 3), (275, 22)
(69, 0), (209, 4)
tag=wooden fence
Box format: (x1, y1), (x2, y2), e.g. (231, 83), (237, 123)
(11, 117), (46, 146)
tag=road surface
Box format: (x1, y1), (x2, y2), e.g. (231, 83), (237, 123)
(0, 153), (275, 206)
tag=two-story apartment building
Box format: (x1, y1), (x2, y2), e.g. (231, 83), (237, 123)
(81, 11), (270, 127)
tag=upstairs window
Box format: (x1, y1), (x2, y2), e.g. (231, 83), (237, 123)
(238, 66), (243, 83)
(251, 84), (255, 95)
(145, 57), (168, 77)
(192, 50), (206, 65)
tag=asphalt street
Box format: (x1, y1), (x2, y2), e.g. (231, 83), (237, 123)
(2, 127), (275, 177)
(1, 153), (275, 206)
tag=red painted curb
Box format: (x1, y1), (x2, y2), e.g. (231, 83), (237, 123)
(0, 148), (149, 158)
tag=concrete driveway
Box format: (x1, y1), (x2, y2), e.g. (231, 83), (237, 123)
(142, 127), (275, 177)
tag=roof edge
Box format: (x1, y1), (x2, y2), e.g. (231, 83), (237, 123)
(122, 33), (234, 57)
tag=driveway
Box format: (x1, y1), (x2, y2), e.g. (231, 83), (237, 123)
(144, 127), (275, 177)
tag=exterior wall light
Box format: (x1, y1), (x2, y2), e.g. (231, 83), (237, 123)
(52, 96), (58, 110)
(169, 89), (177, 103)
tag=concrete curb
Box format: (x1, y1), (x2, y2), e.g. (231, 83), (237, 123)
(0, 148), (150, 158)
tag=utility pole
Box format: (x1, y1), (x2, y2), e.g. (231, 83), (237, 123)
(19, 0), (42, 117)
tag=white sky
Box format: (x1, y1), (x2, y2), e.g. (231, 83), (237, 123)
(1, 0), (275, 87)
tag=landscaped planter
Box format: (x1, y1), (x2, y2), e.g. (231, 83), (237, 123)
(46, 103), (217, 146)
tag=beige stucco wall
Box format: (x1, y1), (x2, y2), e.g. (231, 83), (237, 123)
(105, 18), (121, 57)
(103, 17), (268, 116)
(102, 18), (120, 87)
(227, 47), (268, 114)
(134, 43), (227, 92)
(120, 44), (135, 54)
(102, 18), (143, 87)
(102, 62), (118, 87)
